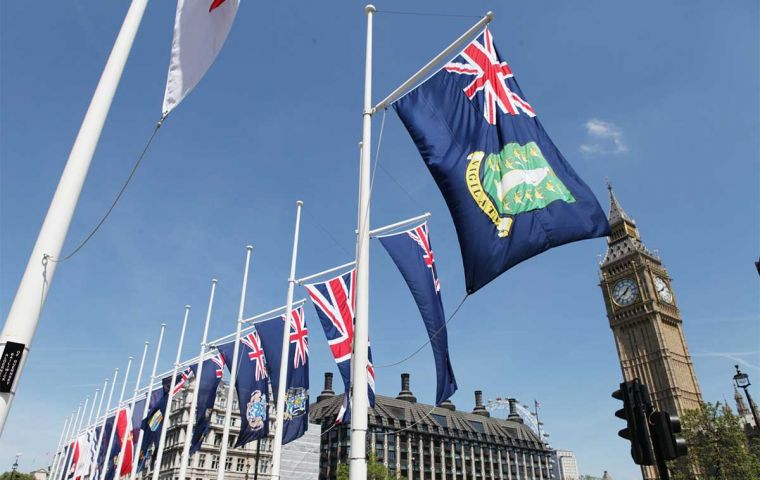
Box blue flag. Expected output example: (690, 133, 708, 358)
(217, 332, 270, 447)
(136, 365, 196, 472)
(189, 353, 226, 454)
(93, 416, 114, 480)
(393, 28, 610, 293)
(379, 222, 457, 405)
(256, 307, 310, 444)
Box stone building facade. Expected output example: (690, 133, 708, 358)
(310, 372, 554, 480)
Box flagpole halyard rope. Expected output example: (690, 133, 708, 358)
(375, 293, 468, 369)
(376, 10, 481, 19)
(44, 116, 164, 264)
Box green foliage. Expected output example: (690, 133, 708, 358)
(668, 402, 760, 480)
(0, 472, 37, 480)
(336, 455, 407, 480)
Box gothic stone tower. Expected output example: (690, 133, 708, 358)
(599, 186, 703, 419)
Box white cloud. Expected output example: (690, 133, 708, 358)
(579, 118, 628, 157)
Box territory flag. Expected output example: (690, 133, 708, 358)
(304, 269, 375, 423)
(394, 27, 610, 293)
(379, 222, 457, 405)
(103, 407, 133, 480)
(163, 0, 240, 114)
(217, 332, 270, 447)
(189, 352, 226, 454)
(256, 307, 310, 444)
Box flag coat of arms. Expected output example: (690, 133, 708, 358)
(256, 307, 310, 444)
(190, 353, 226, 454)
(379, 222, 457, 405)
(137, 387, 166, 473)
(305, 269, 375, 422)
(394, 27, 610, 293)
(217, 333, 270, 447)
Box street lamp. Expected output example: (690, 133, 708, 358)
(10, 453, 21, 480)
(733, 365, 760, 430)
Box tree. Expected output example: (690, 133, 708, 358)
(0, 473, 36, 480)
(669, 402, 760, 480)
(336, 455, 407, 480)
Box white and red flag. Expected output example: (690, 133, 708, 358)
(162, 0, 240, 115)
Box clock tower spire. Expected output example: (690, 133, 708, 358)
(599, 185, 702, 478)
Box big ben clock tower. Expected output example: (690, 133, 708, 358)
(599, 185, 703, 447)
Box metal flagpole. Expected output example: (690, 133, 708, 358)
(179, 279, 218, 480)
(76, 395, 91, 440)
(115, 342, 149, 478)
(152, 306, 191, 480)
(103, 357, 133, 480)
(49, 414, 71, 480)
(62, 403, 83, 480)
(87, 377, 109, 479)
(54, 409, 78, 480)
(131, 324, 166, 480)
(271, 200, 303, 479)
(349, 5, 375, 479)
(0, 0, 149, 433)
(217, 246, 254, 480)
(87, 388, 101, 429)
(91, 368, 119, 480)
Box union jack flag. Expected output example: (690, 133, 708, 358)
(444, 27, 535, 125)
(406, 223, 440, 292)
(305, 269, 375, 414)
(172, 366, 195, 395)
(285, 306, 309, 369)
(241, 331, 267, 381)
(210, 352, 225, 378)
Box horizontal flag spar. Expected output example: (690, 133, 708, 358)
(297, 213, 431, 285)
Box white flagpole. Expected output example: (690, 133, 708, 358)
(62, 402, 83, 479)
(0, 0, 149, 432)
(350, 5, 375, 480)
(131, 323, 166, 480)
(179, 279, 218, 480)
(216, 246, 253, 480)
(87, 377, 109, 479)
(54, 409, 77, 480)
(76, 395, 91, 439)
(115, 342, 149, 478)
(49, 414, 71, 480)
(103, 357, 133, 480)
(87, 388, 101, 429)
(91, 368, 119, 480)
(271, 200, 303, 479)
(152, 306, 191, 480)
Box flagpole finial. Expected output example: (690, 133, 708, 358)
(365, 4, 376, 14)
(296, 200, 304, 207)
(246, 245, 253, 251)
(211, 278, 218, 284)
(485, 11, 495, 21)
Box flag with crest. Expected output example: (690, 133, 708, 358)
(217, 333, 270, 447)
(304, 269, 375, 423)
(393, 27, 610, 293)
(256, 306, 310, 444)
(379, 222, 457, 405)
(189, 353, 226, 454)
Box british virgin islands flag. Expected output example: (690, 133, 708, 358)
(394, 28, 610, 293)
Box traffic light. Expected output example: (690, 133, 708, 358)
(650, 411, 688, 460)
(612, 379, 655, 465)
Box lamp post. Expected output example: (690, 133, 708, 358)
(10, 453, 21, 480)
(733, 365, 760, 430)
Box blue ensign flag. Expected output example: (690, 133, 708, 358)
(256, 306, 310, 445)
(190, 353, 226, 454)
(379, 222, 457, 405)
(217, 333, 270, 447)
(394, 27, 610, 293)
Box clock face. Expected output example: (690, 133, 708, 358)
(654, 276, 673, 303)
(612, 278, 639, 306)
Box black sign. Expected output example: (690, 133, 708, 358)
(0, 341, 25, 393)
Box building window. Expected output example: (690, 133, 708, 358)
(231, 417, 237, 427)
(236, 458, 245, 472)
(197, 454, 206, 469)
(213, 433, 222, 447)
(211, 455, 219, 470)
(225, 456, 232, 471)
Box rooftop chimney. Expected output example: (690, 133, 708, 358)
(396, 373, 417, 403)
(317, 372, 335, 403)
(439, 399, 456, 411)
(507, 398, 523, 423)
(472, 390, 490, 417)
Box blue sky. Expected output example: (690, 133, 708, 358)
(1, 1, 758, 478)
